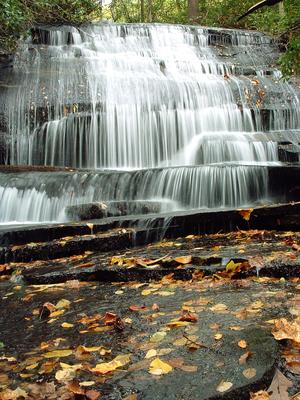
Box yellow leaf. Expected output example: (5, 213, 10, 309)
(60, 362, 82, 371)
(56, 299, 71, 309)
(216, 381, 233, 393)
(149, 358, 173, 375)
(210, 303, 228, 312)
(185, 235, 195, 239)
(173, 337, 187, 346)
(49, 310, 65, 318)
(79, 381, 95, 387)
(25, 363, 38, 370)
(226, 260, 242, 274)
(141, 289, 153, 296)
(61, 322, 74, 328)
(78, 346, 102, 353)
(167, 320, 190, 328)
(243, 368, 257, 379)
(91, 354, 131, 374)
(174, 256, 192, 264)
(145, 349, 157, 359)
(214, 333, 223, 340)
(43, 349, 73, 358)
(239, 208, 253, 221)
(150, 331, 167, 342)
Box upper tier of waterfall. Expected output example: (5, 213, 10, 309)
(0, 23, 299, 223)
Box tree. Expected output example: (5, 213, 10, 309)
(187, 0, 199, 23)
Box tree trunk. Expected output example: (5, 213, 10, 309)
(141, 0, 145, 22)
(188, 0, 199, 23)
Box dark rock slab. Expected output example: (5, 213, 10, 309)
(0, 277, 285, 399)
(1, 201, 300, 264)
(66, 200, 162, 221)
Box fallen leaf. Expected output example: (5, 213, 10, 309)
(267, 369, 292, 400)
(129, 305, 146, 312)
(180, 364, 198, 372)
(272, 318, 300, 343)
(145, 349, 157, 359)
(174, 255, 192, 264)
(56, 299, 71, 309)
(86, 389, 101, 400)
(243, 368, 256, 379)
(250, 390, 270, 399)
(238, 340, 247, 349)
(149, 358, 173, 375)
(61, 322, 74, 328)
(66, 380, 85, 395)
(239, 208, 253, 221)
(210, 303, 228, 312)
(43, 349, 73, 358)
(216, 381, 233, 393)
(225, 260, 242, 274)
(239, 351, 253, 365)
(214, 333, 223, 340)
(0, 388, 28, 400)
(55, 368, 76, 382)
(179, 311, 198, 323)
(150, 331, 167, 342)
(79, 381, 96, 387)
(91, 354, 131, 374)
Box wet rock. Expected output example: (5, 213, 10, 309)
(65, 200, 162, 221)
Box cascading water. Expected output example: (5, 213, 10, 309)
(0, 23, 299, 223)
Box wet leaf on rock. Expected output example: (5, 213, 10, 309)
(238, 340, 247, 349)
(216, 381, 233, 393)
(242, 368, 256, 379)
(55, 368, 76, 382)
(272, 318, 300, 343)
(267, 369, 292, 400)
(250, 390, 270, 399)
(239, 351, 253, 365)
(91, 354, 131, 375)
(43, 349, 73, 358)
(149, 358, 173, 375)
(239, 208, 253, 221)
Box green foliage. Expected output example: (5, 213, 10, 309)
(0, 0, 102, 53)
(107, 0, 186, 24)
(280, 36, 300, 76)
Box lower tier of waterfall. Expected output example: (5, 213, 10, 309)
(0, 164, 272, 223)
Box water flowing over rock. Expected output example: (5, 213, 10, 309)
(0, 23, 299, 223)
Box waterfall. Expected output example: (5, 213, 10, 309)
(0, 23, 299, 223)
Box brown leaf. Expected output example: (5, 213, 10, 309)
(272, 318, 300, 343)
(129, 305, 146, 312)
(239, 351, 253, 365)
(104, 312, 125, 331)
(86, 389, 102, 400)
(66, 380, 85, 395)
(39, 302, 56, 319)
(238, 340, 247, 349)
(239, 208, 253, 221)
(250, 390, 270, 399)
(179, 311, 198, 323)
(267, 369, 292, 400)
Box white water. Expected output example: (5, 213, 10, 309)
(0, 23, 300, 223)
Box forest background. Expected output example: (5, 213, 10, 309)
(0, 0, 299, 75)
